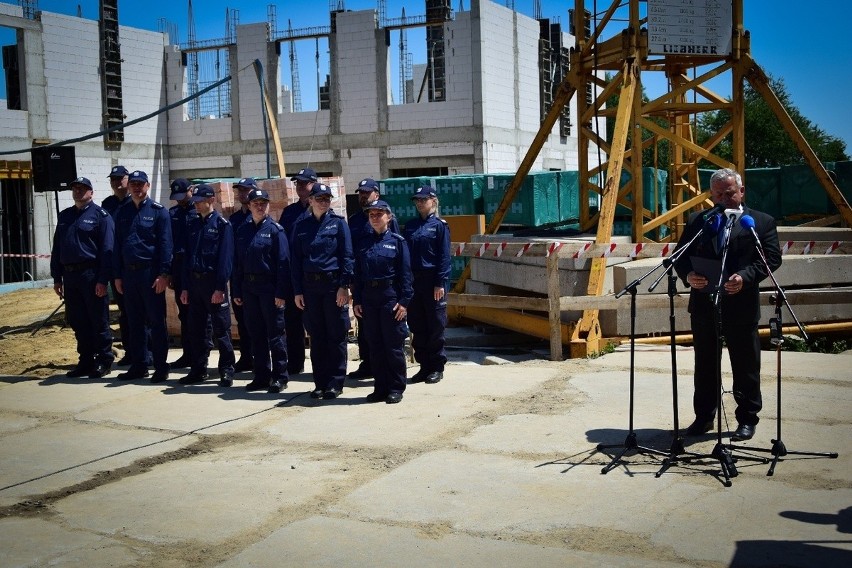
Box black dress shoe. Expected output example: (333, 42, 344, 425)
(288, 367, 304, 375)
(732, 423, 756, 441)
(169, 355, 191, 370)
(366, 391, 388, 403)
(150, 370, 169, 383)
(117, 368, 149, 381)
(408, 368, 428, 384)
(245, 380, 268, 392)
(386, 392, 403, 404)
(310, 388, 324, 399)
(424, 371, 443, 384)
(218, 369, 234, 387)
(234, 358, 254, 372)
(685, 418, 715, 436)
(66, 364, 93, 378)
(178, 370, 209, 385)
(323, 387, 342, 399)
(89, 362, 112, 378)
(268, 380, 287, 393)
(347, 367, 372, 379)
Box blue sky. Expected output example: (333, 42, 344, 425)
(4, 0, 850, 152)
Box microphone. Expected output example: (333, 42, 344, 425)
(724, 206, 743, 230)
(740, 214, 763, 250)
(702, 203, 726, 221)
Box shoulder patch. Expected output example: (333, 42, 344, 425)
(272, 222, 284, 231)
(390, 232, 405, 241)
(98, 207, 109, 217)
(152, 202, 165, 209)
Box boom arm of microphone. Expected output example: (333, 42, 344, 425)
(702, 203, 726, 221)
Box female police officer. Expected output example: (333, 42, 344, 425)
(403, 186, 451, 384)
(232, 188, 291, 393)
(353, 200, 413, 404)
(291, 184, 354, 400)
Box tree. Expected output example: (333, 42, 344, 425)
(697, 75, 849, 168)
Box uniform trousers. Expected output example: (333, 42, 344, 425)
(231, 300, 252, 363)
(187, 273, 235, 374)
(691, 313, 763, 426)
(407, 277, 448, 373)
(242, 282, 288, 384)
(64, 266, 113, 367)
(361, 297, 407, 397)
(171, 254, 192, 357)
(283, 290, 306, 373)
(302, 279, 348, 391)
(122, 265, 169, 373)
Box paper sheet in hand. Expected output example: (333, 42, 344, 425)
(690, 256, 726, 294)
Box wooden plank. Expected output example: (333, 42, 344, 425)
(546, 252, 562, 360)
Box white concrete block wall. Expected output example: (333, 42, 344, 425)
(444, 13, 474, 104)
(40, 14, 102, 142)
(335, 11, 380, 134)
(0, 108, 29, 140)
(339, 147, 381, 184)
(169, 156, 234, 173)
(236, 23, 272, 141)
(387, 143, 474, 160)
(168, 118, 234, 145)
(278, 110, 332, 138)
(477, 3, 518, 129)
(116, 27, 168, 145)
(387, 99, 473, 130)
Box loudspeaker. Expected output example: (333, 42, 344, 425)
(31, 146, 77, 192)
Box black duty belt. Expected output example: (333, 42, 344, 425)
(305, 271, 339, 282)
(366, 279, 393, 288)
(63, 260, 98, 273)
(125, 261, 152, 271)
(191, 271, 213, 280)
(245, 273, 270, 282)
(413, 269, 436, 277)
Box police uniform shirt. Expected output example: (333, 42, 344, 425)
(233, 215, 291, 299)
(113, 197, 173, 278)
(279, 201, 310, 240)
(229, 207, 251, 233)
(101, 194, 130, 218)
(51, 202, 115, 284)
(291, 210, 354, 294)
(348, 209, 400, 254)
(403, 213, 452, 287)
(185, 210, 233, 292)
(170, 203, 199, 256)
(353, 229, 413, 308)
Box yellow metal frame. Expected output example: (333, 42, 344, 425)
(452, 0, 852, 358)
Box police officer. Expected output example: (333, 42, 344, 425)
(403, 186, 451, 384)
(102, 165, 132, 365)
(233, 188, 291, 393)
(113, 170, 173, 383)
(51, 177, 115, 378)
(278, 167, 317, 375)
(291, 183, 354, 399)
(168, 179, 201, 369)
(229, 178, 256, 372)
(179, 184, 236, 386)
(347, 178, 400, 381)
(352, 200, 412, 404)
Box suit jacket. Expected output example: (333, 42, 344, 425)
(673, 205, 781, 325)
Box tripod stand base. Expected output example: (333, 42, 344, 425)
(596, 431, 667, 475)
(730, 438, 839, 476)
(654, 436, 709, 478)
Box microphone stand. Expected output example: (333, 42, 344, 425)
(727, 233, 839, 475)
(707, 213, 741, 486)
(597, 221, 716, 474)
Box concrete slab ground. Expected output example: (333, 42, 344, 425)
(0, 345, 850, 567)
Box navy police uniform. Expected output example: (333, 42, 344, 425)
(102, 188, 131, 360)
(353, 219, 413, 400)
(403, 209, 451, 380)
(169, 181, 202, 365)
(51, 185, 115, 374)
(291, 204, 353, 394)
(113, 194, 173, 376)
(183, 203, 236, 381)
(349, 207, 400, 375)
(234, 211, 291, 389)
(278, 200, 311, 373)
(228, 205, 253, 368)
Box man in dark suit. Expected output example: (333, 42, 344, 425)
(673, 168, 781, 441)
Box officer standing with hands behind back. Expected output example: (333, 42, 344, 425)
(51, 177, 115, 378)
(179, 183, 236, 386)
(102, 165, 132, 365)
(113, 170, 173, 383)
(229, 178, 257, 372)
